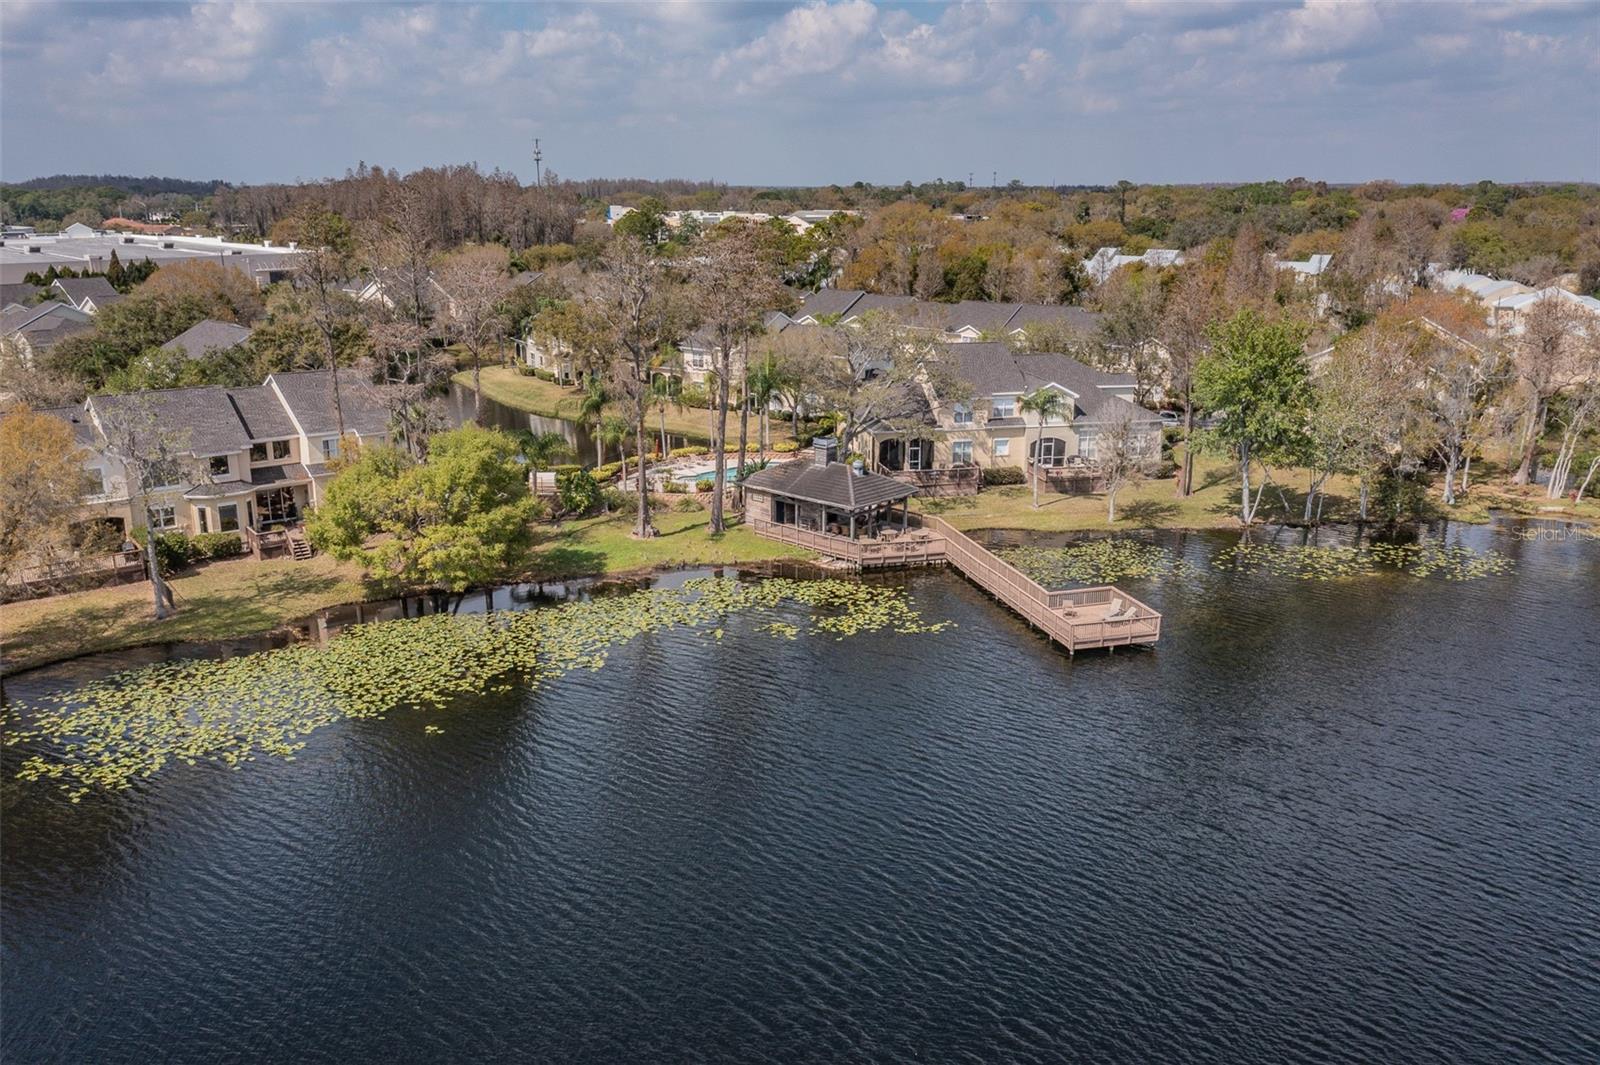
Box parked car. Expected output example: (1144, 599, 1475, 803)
(1158, 410, 1180, 426)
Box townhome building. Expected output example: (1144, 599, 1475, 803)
(860, 343, 1163, 488)
(31, 370, 391, 550)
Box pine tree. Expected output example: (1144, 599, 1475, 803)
(106, 249, 127, 290)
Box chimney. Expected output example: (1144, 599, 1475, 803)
(812, 435, 838, 467)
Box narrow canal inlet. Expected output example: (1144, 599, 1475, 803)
(3, 522, 1597, 1064)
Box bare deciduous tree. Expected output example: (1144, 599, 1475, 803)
(581, 237, 684, 539)
(689, 221, 786, 534)
(1510, 297, 1585, 485)
(438, 245, 514, 425)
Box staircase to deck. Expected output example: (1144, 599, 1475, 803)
(287, 529, 315, 561)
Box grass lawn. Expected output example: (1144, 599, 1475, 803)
(527, 508, 806, 580)
(457, 367, 796, 448)
(917, 452, 1600, 534)
(1, 510, 805, 676)
(8, 452, 1589, 675)
(1, 553, 373, 676)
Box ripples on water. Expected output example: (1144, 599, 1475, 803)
(4, 523, 1598, 1063)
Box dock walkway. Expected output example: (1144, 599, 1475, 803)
(746, 513, 1161, 653)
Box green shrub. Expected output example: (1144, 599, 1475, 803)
(556, 468, 600, 516)
(982, 465, 1027, 486)
(1153, 460, 1179, 479)
(592, 462, 622, 484)
(669, 445, 709, 459)
(695, 478, 715, 493)
(663, 481, 688, 494)
(550, 463, 582, 477)
(516, 365, 538, 377)
(190, 531, 244, 561)
(672, 495, 701, 512)
(679, 385, 711, 408)
(132, 528, 192, 574)
(533, 368, 556, 382)
(600, 487, 636, 514)
(771, 440, 799, 453)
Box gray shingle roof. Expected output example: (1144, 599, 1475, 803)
(1005, 303, 1102, 336)
(52, 276, 119, 306)
(32, 405, 103, 447)
(842, 294, 917, 321)
(90, 386, 254, 456)
(743, 457, 916, 511)
(1, 300, 92, 337)
(249, 462, 313, 485)
(228, 385, 297, 441)
(792, 288, 865, 321)
(268, 369, 391, 437)
(162, 319, 254, 360)
(943, 343, 1157, 425)
(904, 300, 1023, 333)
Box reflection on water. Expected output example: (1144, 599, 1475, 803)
(446, 380, 693, 465)
(3, 521, 1598, 1064)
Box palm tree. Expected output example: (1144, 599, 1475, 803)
(515, 430, 572, 472)
(600, 414, 633, 487)
(1020, 387, 1069, 509)
(576, 374, 608, 466)
(648, 373, 680, 460)
(746, 354, 787, 456)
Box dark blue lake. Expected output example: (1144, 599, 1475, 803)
(4, 520, 1598, 1063)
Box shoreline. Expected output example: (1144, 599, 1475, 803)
(8, 510, 1589, 682)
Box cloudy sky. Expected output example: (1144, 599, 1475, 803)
(2, 1, 1596, 186)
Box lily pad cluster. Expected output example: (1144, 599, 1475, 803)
(1365, 541, 1515, 581)
(998, 540, 1195, 585)
(3, 578, 949, 801)
(1226, 541, 1514, 582)
(1224, 543, 1372, 581)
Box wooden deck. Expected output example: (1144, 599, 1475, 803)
(917, 515, 1160, 653)
(746, 513, 1161, 653)
(746, 516, 946, 569)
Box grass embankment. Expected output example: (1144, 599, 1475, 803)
(1, 510, 805, 676)
(1, 554, 372, 675)
(458, 367, 797, 448)
(921, 454, 1600, 534)
(8, 453, 1591, 675)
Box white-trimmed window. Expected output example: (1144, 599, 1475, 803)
(993, 438, 1011, 458)
(197, 507, 210, 534)
(951, 440, 974, 466)
(1079, 434, 1097, 461)
(209, 455, 230, 477)
(272, 439, 291, 460)
(991, 397, 1016, 419)
(250, 443, 268, 462)
(321, 438, 340, 461)
(952, 403, 973, 426)
(218, 503, 240, 532)
(147, 505, 176, 530)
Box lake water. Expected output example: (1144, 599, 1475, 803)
(3, 520, 1598, 1063)
(447, 380, 695, 465)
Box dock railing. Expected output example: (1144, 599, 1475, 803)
(916, 514, 1160, 651)
(747, 516, 946, 569)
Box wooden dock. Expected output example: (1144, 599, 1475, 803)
(746, 513, 1161, 653)
(747, 516, 947, 569)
